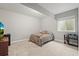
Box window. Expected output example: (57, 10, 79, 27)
(57, 16, 75, 32)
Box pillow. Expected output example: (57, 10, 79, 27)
(40, 31, 48, 34)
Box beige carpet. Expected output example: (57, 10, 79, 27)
(9, 39, 78, 56)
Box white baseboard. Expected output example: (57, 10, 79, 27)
(11, 39, 28, 44)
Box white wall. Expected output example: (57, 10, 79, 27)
(0, 9, 41, 42)
(41, 16, 56, 32)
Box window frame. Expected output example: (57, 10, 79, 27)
(56, 16, 76, 32)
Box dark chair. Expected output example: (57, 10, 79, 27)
(64, 33, 78, 47)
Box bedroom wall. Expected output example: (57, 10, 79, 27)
(41, 16, 56, 33)
(0, 9, 41, 43)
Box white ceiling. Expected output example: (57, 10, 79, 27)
(0, 3, 79, 18)
(22, 3, 53, 16)
(0, 3, 45, 18)
(38, 3, 79, 14)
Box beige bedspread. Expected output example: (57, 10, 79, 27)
(29, 31, 54, 46)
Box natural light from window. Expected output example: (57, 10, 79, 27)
(57, 16, 75, 32)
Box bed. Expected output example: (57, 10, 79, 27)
(29, 31, 54, 46)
